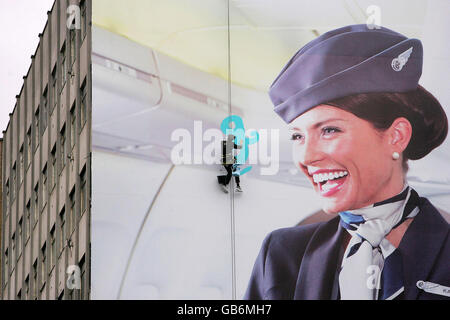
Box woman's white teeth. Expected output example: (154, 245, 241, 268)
(313, 171, 348, 183)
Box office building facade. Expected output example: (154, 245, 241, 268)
(1, 0, 91, 300)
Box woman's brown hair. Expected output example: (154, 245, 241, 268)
(325, 85, 448, 170)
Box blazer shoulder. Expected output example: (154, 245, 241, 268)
(419, 197, 450, 228)
(266, 221, 331, 255)
(270, 222, 322, 240)
(244, 218, 341, 300)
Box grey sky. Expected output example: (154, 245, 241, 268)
(0, 0, 55, 138)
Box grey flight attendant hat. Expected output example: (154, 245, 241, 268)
(270, 24, 423, 124)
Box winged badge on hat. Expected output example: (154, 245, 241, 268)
(391, 47, 413, 72)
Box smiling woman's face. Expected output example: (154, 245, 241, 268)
(290, 105, 405, 214)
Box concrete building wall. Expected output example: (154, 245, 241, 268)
(1, 0, 91, 300)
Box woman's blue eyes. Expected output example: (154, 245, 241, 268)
(322, 127, 341, 135)
(291, 133, 303, 141)
(290, 127, 341, 141)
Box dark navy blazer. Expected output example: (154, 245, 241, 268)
(244, 197, 450, 300)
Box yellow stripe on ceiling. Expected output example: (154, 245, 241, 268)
(92, 0, 295, 91)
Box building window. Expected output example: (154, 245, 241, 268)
(4, 249, 8, 286)
(80, 80, 87, 130)
(71, 102, 76, 149)
(60, 43, 67, 90)
(60, 125, 66, 173)
(50, 225, 56, 271)
(59, 207, 66, 254)
(51, 66, 57, 113)
(41, 242, 47, 289)
(69, 188, 75, 233)
(26, 200, 31, 242)
(19, 144, 24, 186)
(81, 0, 87, 41)
(51, 145, 57, 190)
(32, 260, 38, 300)
(42, 164, 48, 207)
(11, 163, 16, 201)
(18, 217, 23, 258)
(34, 106, 40, 151)
(11, 232, 16, 271)
(80, 167, 87, 215)
(27, 127, 32, 168)
(70, 27, 76, 69)
(33, 184, 39, 227)
(42, 87, 48, 133)
(25, 276, 30, 299)
(5, 179, 9, 215)
(80, 255, 86, 299)
(69, 286, 75, 300)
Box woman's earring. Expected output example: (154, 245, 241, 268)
(392, 152, 400, 160)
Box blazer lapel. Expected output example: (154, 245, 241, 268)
(294, 217, 345, 299)
(399, 198, 449, 300)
